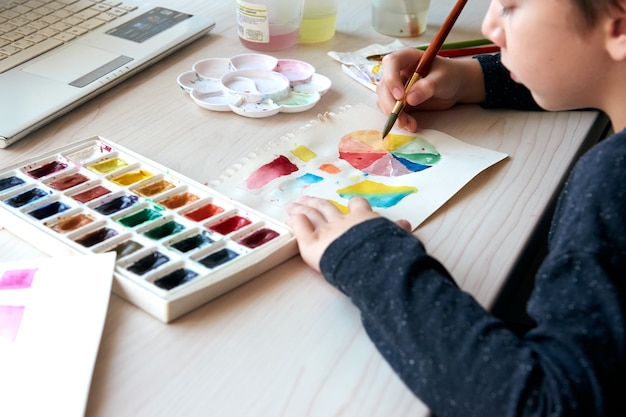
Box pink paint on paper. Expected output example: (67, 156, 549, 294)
(0, 268, 37, 290)
(0, 305, 25, 342)
(245, 155, 298, 190)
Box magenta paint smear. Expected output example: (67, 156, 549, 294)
(0, 268, 37, 289)
(0, 305, 25, 343)
(245, 155, 298, 190)
(66, 143, 113, 162)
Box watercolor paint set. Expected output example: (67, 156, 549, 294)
(0, 137, 297, 322)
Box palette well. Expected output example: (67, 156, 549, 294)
(0, 137, 297, 322)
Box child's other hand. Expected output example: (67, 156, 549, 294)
(286, 196, 411, 272)
(376, 47, 485, 131)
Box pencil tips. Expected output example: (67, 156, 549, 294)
(382, 113, 398, 139)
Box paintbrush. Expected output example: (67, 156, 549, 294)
(381, 0, 469, 139)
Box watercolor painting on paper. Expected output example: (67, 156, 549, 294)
(0, 253, 114, 417)
(213, 103, 508, 229)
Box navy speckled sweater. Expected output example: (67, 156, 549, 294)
(319, 54, 626, 416)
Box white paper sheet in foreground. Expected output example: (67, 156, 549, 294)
(0, 252, 115, 417)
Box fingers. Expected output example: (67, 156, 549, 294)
(347, 196, 373, 213)
(395, 219, 412, 232)
(288, 195, 342, 221)
(377, 48, 424, 113)
(287, 196, 377, 226)
(381, 47, 424, 91)
(285, 196, 384, 273)
(405, 75, 436, 107)
(397, 112, 418, 132)
(285, 211, 315, 238)
(377, 48, 431, 132)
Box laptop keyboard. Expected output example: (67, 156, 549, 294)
(0, 0, 137, 74)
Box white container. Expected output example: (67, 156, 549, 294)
(372, 0, 430, 37)
(298, 0, 338, 43)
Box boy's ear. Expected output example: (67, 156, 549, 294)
(606, 9, 626, 60)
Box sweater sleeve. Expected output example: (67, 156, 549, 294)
(474, 54, 542, 111)
(320, 218, 540, 416)
(319, 126, 626, 417)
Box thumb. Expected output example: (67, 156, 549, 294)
(395, 219, 412, 232)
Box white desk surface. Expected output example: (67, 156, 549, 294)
(0, 1, 607, 416)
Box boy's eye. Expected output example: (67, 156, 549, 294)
(499, 0, 515, 16)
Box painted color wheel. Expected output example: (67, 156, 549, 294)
(338, 130, 441, 176)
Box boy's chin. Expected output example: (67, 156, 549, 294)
(530, 94, 563, 112)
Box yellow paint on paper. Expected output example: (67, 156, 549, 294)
(291, 145, 317, 162)
(329, 200, 349, 214)
(385, 133, 417, 150)
(338, 180, 417, 195)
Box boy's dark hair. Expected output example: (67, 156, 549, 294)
(573, 0, 625, 26)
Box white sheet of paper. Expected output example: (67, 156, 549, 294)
(0, 252, 115, 417)
(213, 103, 508, 229)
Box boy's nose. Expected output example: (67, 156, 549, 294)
(481, 0, 505, 48)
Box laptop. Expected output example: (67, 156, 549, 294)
(0, 1, 215, 148)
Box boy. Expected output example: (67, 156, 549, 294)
(286, 0, 626, 415)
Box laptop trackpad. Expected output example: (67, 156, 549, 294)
(22, 43, 133, 88)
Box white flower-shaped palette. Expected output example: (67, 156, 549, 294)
(177, 53, 332, 118)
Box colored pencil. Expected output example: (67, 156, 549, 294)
(367, 43, 499, 61)
(382, 0, 469, 139)
(366, 38, 493, 61)
(437, 44, 500, 58)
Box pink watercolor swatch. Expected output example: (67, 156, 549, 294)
(246, 155, 298, 190)
(0, 268, 37, 290)
(0, 305, 25, 342)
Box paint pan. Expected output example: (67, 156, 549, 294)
(0, 137, 297, 323)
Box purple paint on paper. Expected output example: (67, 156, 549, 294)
(0, 305, 25, 343)
(0, 268, 37, 290)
